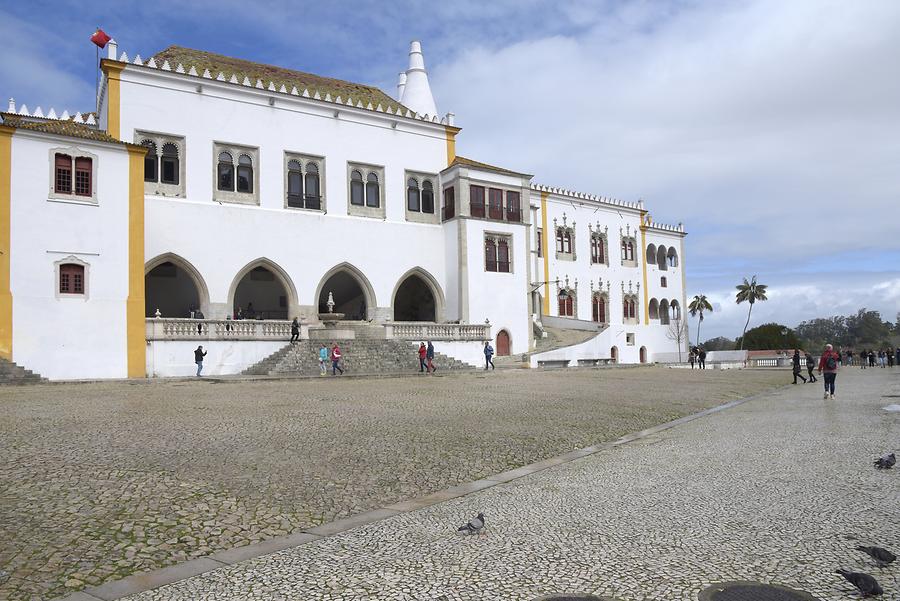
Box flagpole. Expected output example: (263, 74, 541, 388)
(95, 26, 100, 113)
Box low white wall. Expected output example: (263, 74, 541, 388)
(429, 340, 486, 368)
(707, 350, 748, 363)
(529, 331, 610, 368)
(146, 340, 284, 377)
(541, 315, 604, 332)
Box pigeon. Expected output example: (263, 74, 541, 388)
(835, 569, 883, 597)
(874, 453, 895, 469)
(457, 512, 485, 535)
(857, 546, 896, 566)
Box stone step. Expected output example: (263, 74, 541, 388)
(0, 358, 46, 385)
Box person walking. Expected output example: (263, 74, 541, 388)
(869, 350, 876, 368)
(318, 344, 328, 376)
(879, 349, 887, 368)
(805, 352, 817, 383)
(290, 317, 300, 345)
(689, 349, 696, 369)
(860, 349, 867, 369)
(194, 345, 207, 377)
(698, 347, 707, 370)
(484, 341, 495, 370)
(426, 340, 436, 374)
(817, 343, 840, 399)
(331, 343, 344, 376)
(792, 349, 807, 384)
(889, 351, 895, 368)
(418, 342, 427, 373)
(845, 349, 853, 366)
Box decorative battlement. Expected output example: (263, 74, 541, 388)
(5, 98, 96, 125)
(532, 183, 645, 211)
(641, 212, 685, 233)
(104, 41, 457, 127)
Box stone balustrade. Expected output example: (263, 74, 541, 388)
(383, 322, 491, 341)
(146, 318, 296, 341)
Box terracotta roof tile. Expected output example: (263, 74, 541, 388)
(0, 113, 124, 145)
(151, 46, 408, 115)
(447, 155, 532, 178)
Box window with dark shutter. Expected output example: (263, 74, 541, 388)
(470, 185, 485, 217)
(237, 154, 253, 193)
(485, 239, 497, 272)
(488, 188, 503, 219)
(497, 239, 510, 272)
(160, 143, 179, 185)
(59, 263, 85, 294)
(365, 172, 380, 207)
(287, 160, 303, 207)
(350, 170, 364, 205)
(506, 191, 520, 222)
(74, 157, 92, 196)
(55, 154, 72, 194)
(422, 181, 434, 214)
(442, 186, 455, 219)
(142, 141, 158, 182)
(304, 163, 320, 209)
(407, 178, 420, 212)
(217, 152, 234, 191)
(537, 229, 542, 257)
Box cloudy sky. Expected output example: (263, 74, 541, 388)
(2, 0, 898, 339)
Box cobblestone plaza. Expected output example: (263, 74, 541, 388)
(0, 368, 789, 600)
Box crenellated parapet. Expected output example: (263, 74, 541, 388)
(5, 98, 96, 125)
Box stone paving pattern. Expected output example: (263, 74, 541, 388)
(122, 369, 899, 601)
(0, 368, 785, 600)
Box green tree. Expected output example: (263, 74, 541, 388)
(735, 275, 768, 351)
(846, 308, 891, 345)
(795, 316, 849, 349)
(734, 323, 799, 351)
(701, 336, 735, 351)
(688, 294, 713, 348)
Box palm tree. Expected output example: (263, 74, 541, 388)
(735, 275, 768, 350)
(688, 294, 713, 348)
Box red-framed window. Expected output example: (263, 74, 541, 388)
(488, 188, 503, 220)
(443, 186, 455, 220)
(592, 296, 607, 323)
(558, 293, 574, 317)
(622, 298, 636, 319)
(59, 263, 85, 294)
(591, 235, 605, 263)
(621, 240, 635, 261)
(497, 239, 510, 273)
(556, 228, 572, 254)
(74, 157, 92, 196)
(55, 154, 73, 194)
(506, 191, 520, 222)
(470, 185, 485, 217)
(485, 238, 497, 271)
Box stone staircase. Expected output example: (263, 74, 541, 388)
(243, 339, 477, 376)
(0, 358, 45, 385)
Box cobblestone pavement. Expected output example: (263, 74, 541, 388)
(1, 368, 785, 600)
(119, 368, 900, 601)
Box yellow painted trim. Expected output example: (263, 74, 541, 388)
(444, 126, 456, 166)
(0, 126, 13, 360)
(639, 211, 650, 325)
(126, 147, 146, 377)
(540, 191, 550, 315)
(102, 62, 125, 140)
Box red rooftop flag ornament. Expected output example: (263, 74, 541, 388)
(90, 29, 111, 49)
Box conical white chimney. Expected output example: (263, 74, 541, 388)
(399, 40, 438, 118)
(396, 72, 407, 100)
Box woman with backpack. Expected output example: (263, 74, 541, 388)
(817, 343, 840, 399)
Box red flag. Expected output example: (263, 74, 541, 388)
(90, 29, 111, 49)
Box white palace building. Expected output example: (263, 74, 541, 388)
(0, 40, 688, 380)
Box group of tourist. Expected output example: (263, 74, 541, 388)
(788, 343, 895, 400)
(688, 347, 707, 369)
(851, 348, 898, 369)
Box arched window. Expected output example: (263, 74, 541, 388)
(365, 172, 379, 207)
(621, 239, 635, 262)
(558, 291, 575, 317)
(350, 170, 364, 206)
(657, 245, 668, 271)
(649, 298, 659, 320)
(407, 177, 420, 212)
(646, 244, 656, 264)
(497, 238, 510, 273)
(660, 299, 670, 325)
(671, 300, 681, 320)
(59, 263, 85, 294)
(591, 234, 606, 264)
(668, 247, 678, 267)
(592, 294, 607, 323)
(161, 143, 179, 185)
(287, 160, 303, 207)
(142, 141, 158, 182)
(485, 238, 497, 271)
(217, 152, 234, 191)
(237, 154, 253, 193)
(304, 163, 320, 209)
(55, 153, 72, 194)
(422, 180, 434, 214)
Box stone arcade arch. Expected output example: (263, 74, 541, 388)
(392, 268, 445, 322)
(610, 346, 619, 364)
(648, 298, 659, 321)
(145, 253, 210, 318)
(640, 346, 648, 363)
(228, 258, 298, 320)
(659, 299, 671, 325)
(657, 245, 668, 271)
(315, 263, 377, 321)
(646, 243, 657, 265)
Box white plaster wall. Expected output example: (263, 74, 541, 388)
(119, 68, 459, 324)
(146, 340, 284, 377)
(9, 133, 131, 379)
(429, 340, 485, 368)
(462, 219, 530, 355)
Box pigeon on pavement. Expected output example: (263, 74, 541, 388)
(857, 546, 896, 566)
(835, 569, 883, 597)
(457, 512, 485, 535)
(873, 452, 895, 469)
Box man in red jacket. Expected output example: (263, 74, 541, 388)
(817, 343, 840, 399)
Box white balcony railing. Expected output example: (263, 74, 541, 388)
(146, 318, 295, 341)
(383, 322, 491, 341)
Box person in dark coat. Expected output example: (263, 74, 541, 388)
(426, 341, 436, 374)
(194, 345, 207, 377)
(290, 317, 300, 344)
(697, 347, 707, 370)
(805, 352, 817, 383)
(484, 341, 495, 370)
(792, 350, 807, 384)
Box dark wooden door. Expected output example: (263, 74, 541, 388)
(496, 330, 511, 356)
